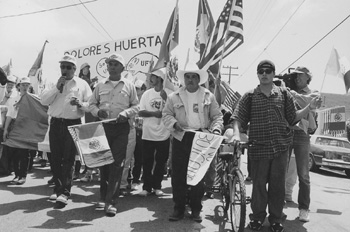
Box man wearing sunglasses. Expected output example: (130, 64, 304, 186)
(89, 53, 139, 216)
(229, 60, 321, 232)
(41, 54, 92, 207)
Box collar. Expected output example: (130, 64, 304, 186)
(255, 84, 280, 96)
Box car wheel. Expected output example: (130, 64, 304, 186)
(345, 169, 350, 178)
(309, 153, 319, 172)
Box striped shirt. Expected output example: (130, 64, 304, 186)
(232, 85, 297, 160)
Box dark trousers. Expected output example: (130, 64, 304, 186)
(172, 132, 204, 213)
(250, 149, 288, 224)
(132, 129, 143, 184)
(142, 138, 170, 192)
(49, 117, 81, 197)
(8, 147, 29, 178)
(99, 122, 129, 206)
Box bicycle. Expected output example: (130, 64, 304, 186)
(216, 140, 251, 232)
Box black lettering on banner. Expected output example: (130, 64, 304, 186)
(114, 41, 122, 51)
(155, 35, 162, 46)
(139, 37, 146, 48)
(130, 38, 137, 49)
(104, 43, 110, 53)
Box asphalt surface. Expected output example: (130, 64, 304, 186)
(1, 155, 350, 232)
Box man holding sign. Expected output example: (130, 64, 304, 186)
(162, 63, 223, 223)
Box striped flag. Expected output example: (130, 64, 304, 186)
(198, 0, 243, 70)
(153, 0, 179, 71)
(28, 41, 48, 94)
(68, 121, 114, 168)
(221, 81, 241, 113)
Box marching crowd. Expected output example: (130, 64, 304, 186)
(0, 53, 322, 232)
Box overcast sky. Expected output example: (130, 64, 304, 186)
(1, 0, 350, 94)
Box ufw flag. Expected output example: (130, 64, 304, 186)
(3, 94, 49, 151)
(28, 41, 48, 94)
(187, 131, 224, 186)
(68, 121, 114, 168)
(198, 0, 243, 70)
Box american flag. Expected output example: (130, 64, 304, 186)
(221, 81, 241, 113)
(197, 0, 243, 70)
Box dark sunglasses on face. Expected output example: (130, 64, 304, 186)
(60, 65, 73, 70)
(258, 69, 273, 75)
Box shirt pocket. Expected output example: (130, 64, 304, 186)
(273, 104, 284, 122)
(99, 90, 110, 102)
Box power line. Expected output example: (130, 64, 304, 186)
(78, 0, 114, 41)
(280, 12, 350, 74)
(239, 0, 306, 80)
(0, 0, 97, 19)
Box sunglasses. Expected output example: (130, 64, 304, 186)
(258, 69, 273, 75)
(60, 65, 73, 70)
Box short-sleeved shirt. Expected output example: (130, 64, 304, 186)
(232, 85, 297, 160)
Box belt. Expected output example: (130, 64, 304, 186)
(51, 117, 81, 123)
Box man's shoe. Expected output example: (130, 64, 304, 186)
(105, 205, 117, 216)
(96, 201, 105, 209)
(191, 211, 202, 223)
(248, 220, 263, 231)
(49, 193, 57, 201)
(154, 189, 164, 196)
(16, 177, 26, 185)
(169, 210, 184, 221)
(131, 183, 139, 191)
(138, 190, 151, 197)
(299, 209, 310, 222)
(270, 223, 284, 232)
(10, 176, 19, 184)
(47, 177, 55, 185)
(56, 194, 68, 205)
(119, 188, 129, 196)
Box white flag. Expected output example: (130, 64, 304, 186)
(325, 47, 341, 77)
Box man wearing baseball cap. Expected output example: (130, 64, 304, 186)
(138, 68, 171, 197)
(229, 60, 321, 232)
(89, 53, 139, 216)
(285, 66, 320, 223)
(41, 54, 92, 207)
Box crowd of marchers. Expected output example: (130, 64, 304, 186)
(0, 54, 322, 232)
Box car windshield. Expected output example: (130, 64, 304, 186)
(315, 137, 350, 149)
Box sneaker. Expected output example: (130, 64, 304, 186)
(56, 194, 68, 205)
(105, 205, 117, 216)
(270, 223, 284, 232)
(169, 210, 184, 221)
(138, 190, 151, 197)
(96, 201, 105, 209)
(154, 189, 164, 196)
(299, 209, 310, 222)
(248, 220, 263, 231)
(17, 177, 26, 185)
(10, 176, 19, 184)
(191, 211, 202, 223)
(49, 193, 57, 201)
(131, 183, 139, 191)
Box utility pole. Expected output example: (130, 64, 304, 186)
(221, 66, 238, 84)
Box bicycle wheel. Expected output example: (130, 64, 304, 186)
(228, 169, 246, 232)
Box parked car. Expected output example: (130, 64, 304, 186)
(309, 135, 350, 178)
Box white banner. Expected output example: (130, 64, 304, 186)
(187, 131, 224, 186)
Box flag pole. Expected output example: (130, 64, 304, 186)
(319, 73, 327, 93)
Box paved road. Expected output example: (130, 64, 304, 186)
(1, 155, 350, 232)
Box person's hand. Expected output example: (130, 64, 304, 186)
(173, 122, 184, 132)
(3, 130, 8, 141)
(154, 111, 162, 118)
(116, 114, 128, 123)
(70, 97, 82, 107)
(56, 76, 66, 91)
(97, 109, 109, 119)
(309, 96, 322, 110)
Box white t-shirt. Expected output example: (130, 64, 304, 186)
(139, 88, 170, 141)
(6, 94, 21, 119)
(186, 90, 201, 130)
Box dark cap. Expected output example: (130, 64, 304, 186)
(291, 66, 312, 79)
(257, 60, 275, 71)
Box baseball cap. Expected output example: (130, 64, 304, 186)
(292, 66, 313, 79)
(7, 75, 17, 83)
(19, 77, 31, 84)
(257, 60, 275, 71)
(105, 53, 125, 67)
(59, 55, 77, 66)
